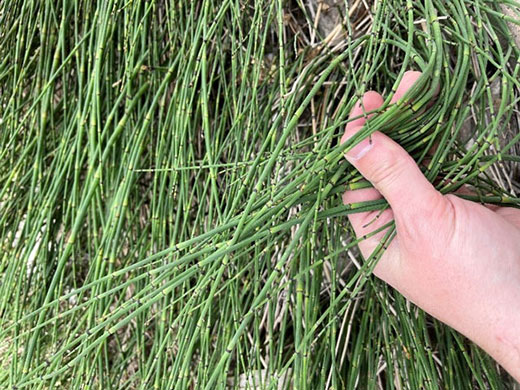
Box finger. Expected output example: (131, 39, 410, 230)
(346, 91, 384, 131)
(390, 71, 423, 104)
(343, 188, 393, 238)
(390, 70, 440, 109)
(343, 73, 445, 221)
(342, 91, 386, 233)
(342, 91, 385, 178)
(344, 193, 400, 283)
(343, 187, 399, 282)
(342, 125, 445, 222)
(391, 72, 440, 170)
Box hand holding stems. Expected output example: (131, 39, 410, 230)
(342, 71, 520, 382)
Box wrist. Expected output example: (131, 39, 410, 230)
(495, 316, 520, 383)
(476, 285, 520, 383)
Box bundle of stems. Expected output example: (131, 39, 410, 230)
(1, 0, 520, 389)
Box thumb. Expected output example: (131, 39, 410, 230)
(341, 126, 444, 220)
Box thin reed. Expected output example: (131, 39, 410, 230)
(1, 0, 520, 389)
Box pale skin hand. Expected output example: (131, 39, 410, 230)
(341, 71, 520, 382)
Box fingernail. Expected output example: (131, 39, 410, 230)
(346, 138, 373, 161)
(342, 126, 373, 161)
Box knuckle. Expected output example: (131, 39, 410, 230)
(368, 148, 407, 188)
(397, 193, 453, 254)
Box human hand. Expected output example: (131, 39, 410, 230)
(341, 71, 520, 382)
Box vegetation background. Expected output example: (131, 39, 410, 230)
(1, 0, 520, 389)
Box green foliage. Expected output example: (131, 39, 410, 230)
(1, 0, 519, 388)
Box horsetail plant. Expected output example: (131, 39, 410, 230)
(1, 0, 520, 389)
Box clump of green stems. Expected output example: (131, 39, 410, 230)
(1, 0, 520, 389)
